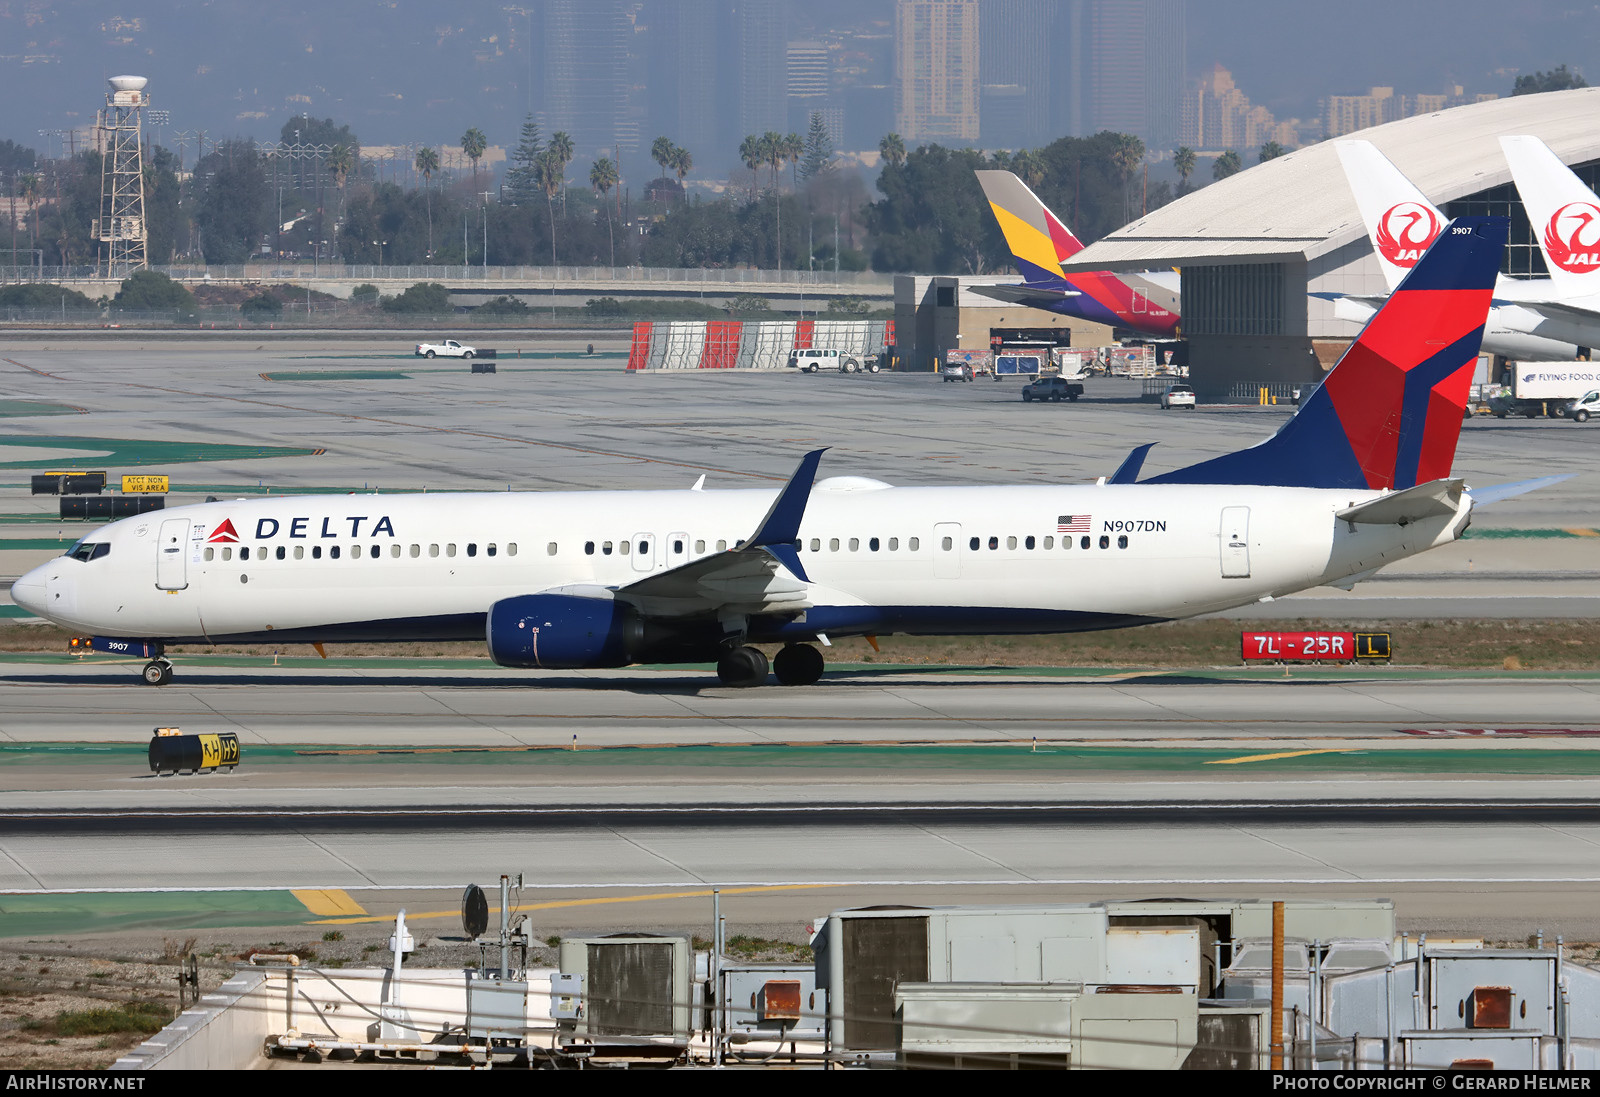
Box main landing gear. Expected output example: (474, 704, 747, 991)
(142, 658, 174, 686)
(714, 643, 825, 687)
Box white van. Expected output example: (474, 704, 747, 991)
(1563, 389, 1600, 423)
(788, 349, 878, 374)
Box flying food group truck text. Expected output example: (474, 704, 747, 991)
(1490, 362, 1600, 418)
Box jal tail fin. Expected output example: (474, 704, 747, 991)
(1147, 216, 1507, 490)
(1500, 135, 1600, 298)
(1336, 141, 1447, 292)
(975, 170, 1085, 287)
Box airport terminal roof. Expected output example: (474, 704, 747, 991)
(1061, 86, 1600, 272)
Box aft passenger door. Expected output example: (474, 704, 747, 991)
(156, 519, 190, 590)
(1219, 507, 1250, 578)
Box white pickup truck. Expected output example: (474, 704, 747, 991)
(415, 339, 476, 359)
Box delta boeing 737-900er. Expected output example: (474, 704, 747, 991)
(11, 216, 1562, 688)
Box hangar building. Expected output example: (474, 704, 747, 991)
(1058, 86, 1600, 398)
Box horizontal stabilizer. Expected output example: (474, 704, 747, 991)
(1466, 474, 1574, 507)
(969, 283, 1082, 306)
(1335, 478, 1464, 526)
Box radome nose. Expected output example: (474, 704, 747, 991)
(9, 564, 48, 617)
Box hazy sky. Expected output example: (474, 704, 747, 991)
(0, 1, 1591, 152)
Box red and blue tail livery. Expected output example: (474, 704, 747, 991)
(1149, 216, 1507, 490)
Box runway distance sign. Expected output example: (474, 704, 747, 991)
(121, 475, 169, 494)
(1241, 631, 1391, 662)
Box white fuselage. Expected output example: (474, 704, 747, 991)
(13, 478, 1469, 654)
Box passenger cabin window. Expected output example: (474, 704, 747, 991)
(849, 538, 860, 551)
(295, 546, 305, 560)
(1080, 536, 1091, 550)
(988, 537, 999, 550)
(638, 540, 650, 556)
(1044, 536, 1054, 549)
(619, 541, 630, 555)
(969, 537, 979, 551)
(1007, 536, 1018, 550)
(313, 546, 323, 559)
(672, 539, 683, 554)
(602, 542, 613, 556)
(352, 545, 362, 559)
(429, 544, 440, 558)
(869, 538, 880, 552)
(508, 544, 518, 556)
(717, 540, 728, 552)
(585, 541, 595, 555)
(547, 543, 558, 556)
(222, 547, 233, 561)
(1118, 535, 1129, 549)
(1025, 536, 1035, 550)
(909, 537, 919, 551)
(942, 537, 953, 551)
(466, 543, 477, 558)
(1098, 535, 1110, 549)
(487, 544, 497, 557)
(698, 540, 708, 554)
(391, 545, 401, 558)
(446, 544, 456, 558)
(277, 546, 287, 560)
(410, 544, 420, 558)
(204, 547, 215, 561)
(330, 545, 341, 559)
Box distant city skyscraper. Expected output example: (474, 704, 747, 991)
(978, 0, 1053, 147)
(893, 0, 979, 143)
(539, 0, 632, 159)
(738, 0, 788, 137)
(650, 0, 731, 163)
(1084, 0, 1186, 149)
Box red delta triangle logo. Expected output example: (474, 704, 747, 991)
(205, 519, 241, 544)
(1374, 202, 1440, 267)
(1543, 202, 1600, 274)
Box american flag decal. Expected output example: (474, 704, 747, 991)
(1057, 514, 1091, 533)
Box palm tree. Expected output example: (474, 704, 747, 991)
(548, 131, 574, 213)
(650, 136, 673, 178)
(1173, 146, 1197, 190)
(1010, 149, 1045, 189)
(879, 132, 907, 169)
(414, 147, 440, 257)
(20, 173, 41, 261)
(761, 131, 784, 191)
(590, 157, 620, 267)
(781, 132, 803, 191)
(328, 144, 355, 226)
(1108, 133, 1145, 224)
(669, 145, 692, 190)
(533, 150, 561, 266)
(1258, 140, 1286, 163)
(460, 127, 487, 185)
(738, 134, 763, 200)
(1212, 149, 1242, 181)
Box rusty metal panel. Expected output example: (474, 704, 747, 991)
(758, 980, 802, 1021)
(1470, 986, 1513, 1029)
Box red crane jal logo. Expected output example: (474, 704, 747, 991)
(1374, 202, 1440, 267)
(1543, 202, 1600, 274)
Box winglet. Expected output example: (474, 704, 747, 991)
(745, 449, 827, 583)
(1109, 443, 1156, 485)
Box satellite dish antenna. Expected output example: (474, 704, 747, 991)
(461, 883, 489, 939)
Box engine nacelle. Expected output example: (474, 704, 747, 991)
(487, 592, 643, 669)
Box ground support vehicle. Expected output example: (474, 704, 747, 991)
(415, 340, 476, 359)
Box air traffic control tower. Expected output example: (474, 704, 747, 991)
(94, 75, 150, 280)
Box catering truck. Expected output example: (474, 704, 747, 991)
(1489, 361, 1600, 418)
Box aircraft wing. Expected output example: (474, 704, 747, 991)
(969, 282, 1082, 306)
(1491, 297, 1600, 329)
(615, 450, 826, 619)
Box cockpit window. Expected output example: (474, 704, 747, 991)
(65, 541, 110, 562)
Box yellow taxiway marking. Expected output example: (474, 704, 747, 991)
(310, 883, 840, 926)
(293, 889, 369, 917)
(1565, 528, 1599, 538)
(1205, 749, 1351, 766)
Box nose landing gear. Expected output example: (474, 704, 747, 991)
(142, 659, 174, 686)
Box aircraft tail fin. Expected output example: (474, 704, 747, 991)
(1500, 135, 1600, 298)
(1336, 141, 1447, 292)
(975, 170, 1085, 286)
(1147, 216, 1506, 490)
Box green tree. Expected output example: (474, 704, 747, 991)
(1512, 65, 1588, 95)
(414, 146, 440, 257)
(194, 140, 271, 264)
(548, 131, 574, 213)
(505, 115, 545, 205)
(1173, 146, 1197, 191)
(1010, 148, 1045, 189)
(0, 139, 35, 175)
(474, 295, 528, 315)
(650, 136, 674, 179)
(781, 132, 803, 191)
(879, 132, 907, 168)
(863, 144, 1002, 274)
(279, 116, 358, 150)
(1258, 140, 1286, 163)
(1212, 149, 1243, 181)
(739, 134, 764, 200)
(380, 281, 451, 314)
(669, 144, 693, 187)
(800, 113, 834, 182)
(590, 156, 620, 266)
(113, 270, 197, 316)
(240, 291, 283, 320)
(19, 172, 41, 259)
(460, 127, 487, 186)
(0, 283, 93, 309)
(1108, 132, 1145, 222)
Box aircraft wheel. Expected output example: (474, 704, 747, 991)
(142, 660, 172, 686)
(773, 644, 825, 686)
(716, 646, 769, 687)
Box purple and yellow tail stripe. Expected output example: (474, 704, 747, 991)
(1148, 216, 1506, 490)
